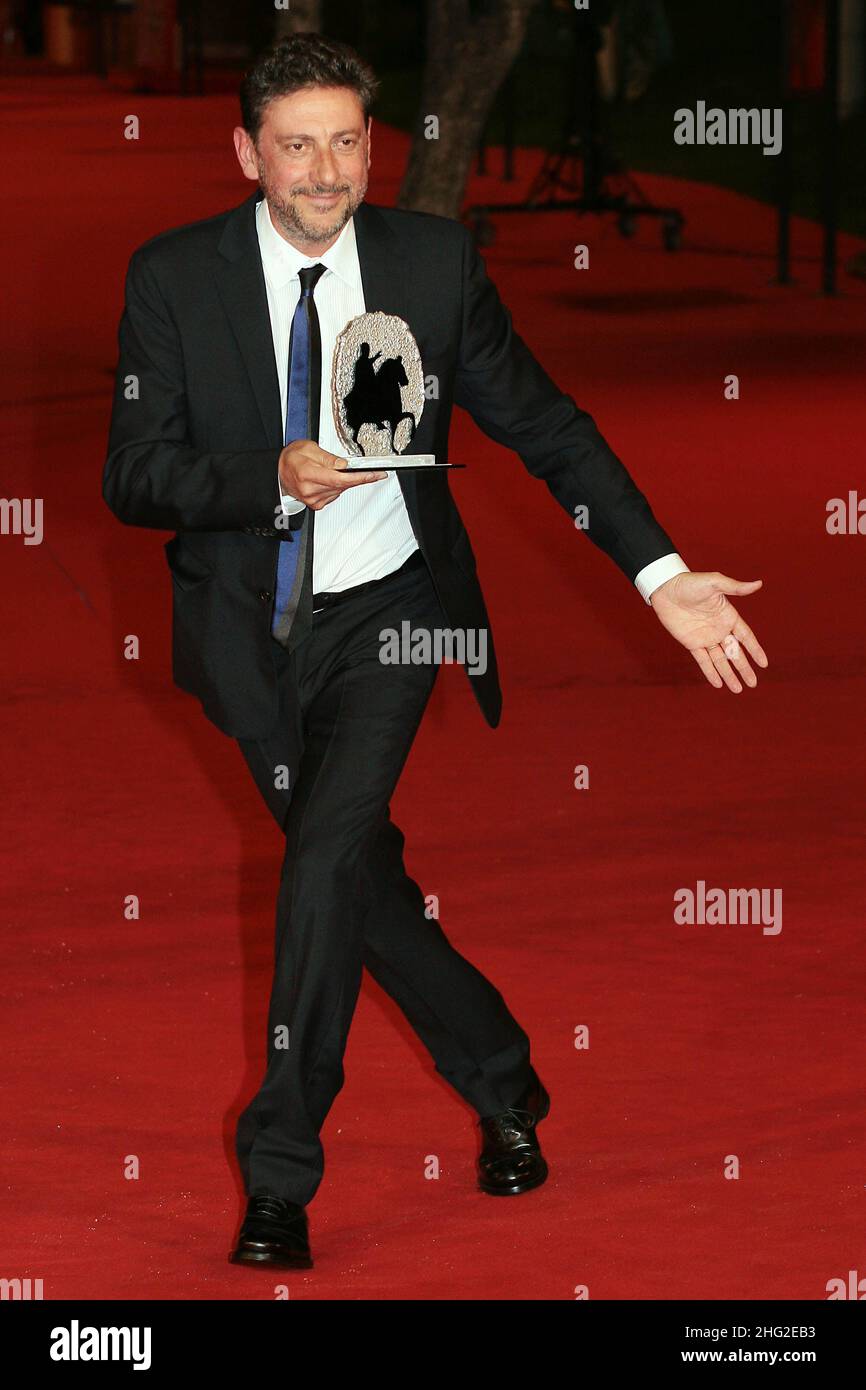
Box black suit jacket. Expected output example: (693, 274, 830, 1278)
(103, 188, 676, 740)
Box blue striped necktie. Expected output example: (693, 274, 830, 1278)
(272, 262, 326, 637)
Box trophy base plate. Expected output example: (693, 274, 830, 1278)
(344, 455, 464, 471)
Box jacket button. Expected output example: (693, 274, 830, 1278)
(259, 589, 272, 602)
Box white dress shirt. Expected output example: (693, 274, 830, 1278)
(255, 196, 687, 601)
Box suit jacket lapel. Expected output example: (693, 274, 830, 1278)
(352, 201, 420, 522)
(214, 188, 283, 449)
(352, 200, 410, 321)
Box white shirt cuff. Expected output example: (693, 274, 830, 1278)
(634, 553, 690, 603)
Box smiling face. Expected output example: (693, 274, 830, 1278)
(234, 84, 371, 253)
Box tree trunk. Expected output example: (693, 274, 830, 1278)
(397, 0, 539, 219)
(274, 0, 322, 38)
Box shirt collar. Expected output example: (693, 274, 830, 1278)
(256, 196, 361, 292)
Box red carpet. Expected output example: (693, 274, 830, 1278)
(2, 74, 865, 1300)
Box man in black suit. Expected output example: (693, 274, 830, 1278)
(103, 33, 767, 1270)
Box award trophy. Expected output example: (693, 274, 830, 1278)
(332, 311, 463, 471)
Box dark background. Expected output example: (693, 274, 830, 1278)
(12, 0, 865, 233)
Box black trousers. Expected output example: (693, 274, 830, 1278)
(234, 552, 531, 1205)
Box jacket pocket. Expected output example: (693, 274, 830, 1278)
(164, 536, 214, 592)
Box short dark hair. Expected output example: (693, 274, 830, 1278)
(240, 32, 379, 143)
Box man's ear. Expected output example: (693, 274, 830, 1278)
(233, 126, 258, 182)
(366, 116, 373, 168)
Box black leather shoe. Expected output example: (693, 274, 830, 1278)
(477, 1070, 551, 1196)
(228, 1195, 313, 1269)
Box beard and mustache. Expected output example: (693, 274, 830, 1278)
(257, 162, 368, 247)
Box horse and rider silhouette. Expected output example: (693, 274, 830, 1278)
(343, 341, 417, 454)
